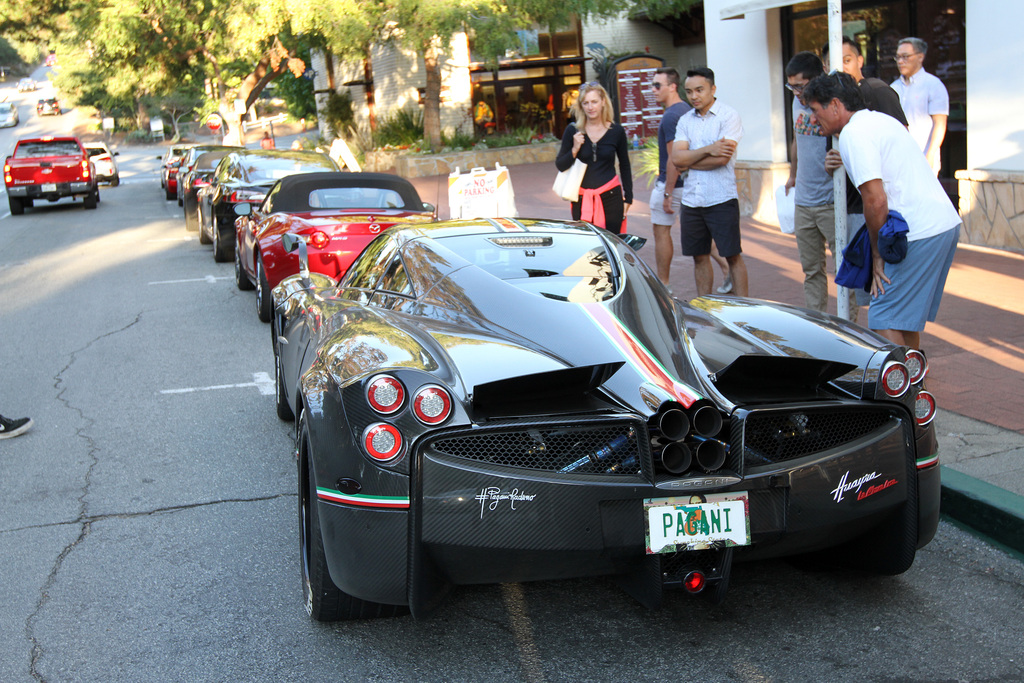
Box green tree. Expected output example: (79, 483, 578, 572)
(296, 0, 623, 151)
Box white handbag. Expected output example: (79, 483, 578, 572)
(553, 158, 587, 201)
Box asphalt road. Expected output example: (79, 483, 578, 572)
(2, 95, 1024, 683)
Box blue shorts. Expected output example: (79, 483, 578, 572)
(868, 225, 960, 332)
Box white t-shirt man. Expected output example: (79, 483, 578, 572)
(838, 109, 959, 241)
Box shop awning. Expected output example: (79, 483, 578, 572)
(719, 0, 801, 21)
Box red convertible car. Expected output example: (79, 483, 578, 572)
(233, 172, 435, 322)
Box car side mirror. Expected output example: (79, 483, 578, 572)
(620, 234, 647, 251)
(282, 233, 310, 283)
(234, 203, 252, 217)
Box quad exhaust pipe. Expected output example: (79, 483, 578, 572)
(649, 401, 728, 475)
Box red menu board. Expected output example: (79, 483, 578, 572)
(613, 56, 664, 142)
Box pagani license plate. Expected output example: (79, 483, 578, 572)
(644, 491, 751, 554)
(42, 183, 57, 192)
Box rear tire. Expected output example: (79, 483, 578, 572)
(9, 197, 25, 215)
(83, 190, 98, 209)
(110, 175, 120, 187)
(213, 217, 231, 262)
(235, 246, 254, 291)
(256, 256, 272, 323)
(299, 421, 404, 621)
(165, 186, 176, 201)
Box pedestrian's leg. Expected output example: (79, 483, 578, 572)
(725, 254, 748, 297)
(652, 223, 674, 285)
(794, 204, 828, 311)
(693, 254, 714, 295)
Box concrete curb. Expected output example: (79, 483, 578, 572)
(940, 466, 1024, 555)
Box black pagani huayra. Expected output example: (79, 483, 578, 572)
(271, 217, 939, 620)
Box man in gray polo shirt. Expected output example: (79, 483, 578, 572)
(784, 52, 835, 312)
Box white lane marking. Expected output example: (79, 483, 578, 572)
(147, 236, 195, 242)
(160, 372, 275, 396)
(148, 275, 231, 285)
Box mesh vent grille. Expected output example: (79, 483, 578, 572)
(743, 407, 895, 467)
(429, 423, 642, 475)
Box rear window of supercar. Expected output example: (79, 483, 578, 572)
(439, 233, 618, 303)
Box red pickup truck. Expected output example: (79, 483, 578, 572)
(3, 136, 99, 215)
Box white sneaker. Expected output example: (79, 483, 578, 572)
(716, 275, 733, 294)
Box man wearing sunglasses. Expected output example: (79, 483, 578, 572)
(891, 37, 949, 175)
(648, 67, 692, 286)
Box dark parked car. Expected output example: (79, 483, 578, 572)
(197, 149, 338, 262)
(273, 217, 940, 621)
(233, 172, 435, 322)
(176, 145, 239, 232)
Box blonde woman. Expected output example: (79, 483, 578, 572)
(555, 82, 633, 233)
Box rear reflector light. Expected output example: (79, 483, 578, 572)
(413, 385, 452, 425)
(363, 423, 402, 462)
(904, 350, 928, 384)
(683, 571, 706, 594)
(914, 390, 937, 425)
(880, 361, 910, 397)
(367, 375, 404, 414)
(309, 231, 330, 249)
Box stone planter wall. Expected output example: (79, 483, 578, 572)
(735, 160, 792, 225)
(364, 141, 560, 178)
(955, 169, 1024, 251)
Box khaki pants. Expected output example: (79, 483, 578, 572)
(794, 203, 837, 312)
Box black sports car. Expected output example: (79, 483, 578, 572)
(272, 217, 940, 621)
(198, 149, 339, 262)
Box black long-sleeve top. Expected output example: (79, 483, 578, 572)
(556, 122, 633, 204)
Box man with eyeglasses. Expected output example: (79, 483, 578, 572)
(648, 67, 692, 286)
(783, 51, 838, 314)
(891, 37, 949, 175)
(803, 72, 959, 351)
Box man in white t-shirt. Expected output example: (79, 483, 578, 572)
(891, 37, 949, 176)
(802, 72, 960, 350)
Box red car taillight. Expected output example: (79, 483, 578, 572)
(228, 189, 266, 203)
(914, 390, 937, 425)
(362, 423, 403, 462)
(413, 385, 452, 425)
(367, 375, 404, 414)
(904, 349, 928, 384)
(194, 178, 209, 187)
(309, 231, 330, 249)
(81, 160, 90, 179)
(880, 361, 910, 397)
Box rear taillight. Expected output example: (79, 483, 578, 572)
(880, 361, 910, 397)
(413, 385, 452, 425)
(228, 190, 266, 203)
(904, 350, 928, 384)
(914, 390, 937, 425)
(194, 178, 209, 187)
(81, 160, 90, 179)
(367, 375, 404, 414)
(309, 231, 330, 249)
(362, 423, 402, 462)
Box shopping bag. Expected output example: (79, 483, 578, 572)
(775, 184, 795, 234)
(553, 159, 587, 201)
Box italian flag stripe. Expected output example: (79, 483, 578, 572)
(916, 454, 939, 469)
(581, 302, 701, 407)
(317, 487, 410, 509)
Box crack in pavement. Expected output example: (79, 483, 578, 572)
(0, 492, 297, 537)
(25, 314, 143, 681)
